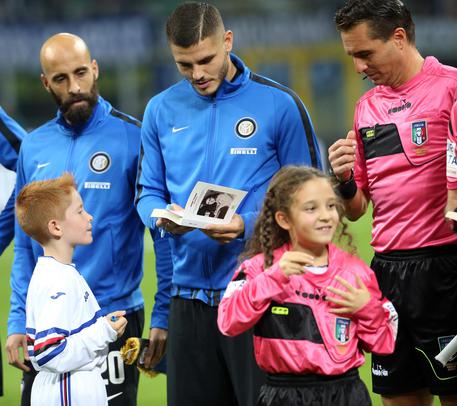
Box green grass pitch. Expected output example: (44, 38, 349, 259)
(0, 211, 439, 405)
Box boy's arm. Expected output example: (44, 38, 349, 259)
(29, 285, 117, 374)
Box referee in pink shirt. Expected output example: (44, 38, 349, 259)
(328, 1, 457, 405)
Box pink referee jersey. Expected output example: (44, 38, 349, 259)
(354, 57, 457, 252)
(218, 243, 397, 376)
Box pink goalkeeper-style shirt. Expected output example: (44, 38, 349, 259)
(354, 57, 457, 252)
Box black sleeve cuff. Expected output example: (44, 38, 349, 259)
(336, 171, 357, 200)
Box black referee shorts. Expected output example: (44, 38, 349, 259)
(21, 308, 144, 406)
(371, 244, 457, 396)
(167, 297, 265, 406)
(257, 369, 371, 406)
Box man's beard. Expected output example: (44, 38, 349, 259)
(51, 81, 99, 127)
(218, 54, 229, 82)
(191, 53, 229, 95)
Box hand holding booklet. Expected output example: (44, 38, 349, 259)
(151, 181, 247, 229)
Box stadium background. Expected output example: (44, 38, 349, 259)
(1, 0, 456, 404)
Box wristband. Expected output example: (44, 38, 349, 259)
(336, 171, 357, 200)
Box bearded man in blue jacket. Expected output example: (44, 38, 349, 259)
(135, 3, 323, 405)
(6, 33, 171, 406)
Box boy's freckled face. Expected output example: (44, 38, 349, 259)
(60, 188, 93, 247)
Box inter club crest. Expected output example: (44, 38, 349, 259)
(89, 152, 111, 174)
(335, 317, 351, 344)
(411, 121, 428, 146)
(235, 118, 257, 139)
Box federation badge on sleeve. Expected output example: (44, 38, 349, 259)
(89, 152, 111, 174)
(335, 317, 351, 344)
(235, 118, 257, 139)
(411, 121, 428, 146)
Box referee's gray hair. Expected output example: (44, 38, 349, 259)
(166, 2, 225, 47)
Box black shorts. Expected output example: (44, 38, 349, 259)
(371, 245, 457, 396)
(167, 297, 265, 406)
(257, 369, 371, 406)
(21, 308, 144, 406)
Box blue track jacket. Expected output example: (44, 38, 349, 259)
(136, 54, 322, 300)
(8, 97, 172, 336)
(0, 107, 26, 255)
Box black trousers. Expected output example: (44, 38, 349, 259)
(167, 297, 265, 406)
(21, 308, 144, 406)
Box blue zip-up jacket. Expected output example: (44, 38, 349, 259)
(8, 97, 172, 336)
(0, 107, 26, 256)
(136, 54, 322, 299)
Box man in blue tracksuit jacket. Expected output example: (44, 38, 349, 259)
(0, 106, 25, 397)
(135, 3, 322, 406)
(0, 107, 26, 257)
(6, 33, 171, 406)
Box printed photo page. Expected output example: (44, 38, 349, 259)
(151, 181, 247, 228)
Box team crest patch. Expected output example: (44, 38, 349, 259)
(235, 118, 257, 139)
(335, 317, 351, 344)
(411, 121, 428, 146)
(89, 152, 111, 174)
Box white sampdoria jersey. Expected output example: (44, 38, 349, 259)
(26, 256, 118, 405)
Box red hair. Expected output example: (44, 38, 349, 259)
(16, 173, 76, 245)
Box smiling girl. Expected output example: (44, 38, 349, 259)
(217, 166, 398, 406)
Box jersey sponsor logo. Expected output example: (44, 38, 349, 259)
(447, 140, 457, 178)
(230, 147, 257, 155)
(372, 363, 389, 377)
(235, 118, 257, 139)
(84, 181, 111, 189)
(271, 306, 289, 316)
(411, 121, 428, 146)
(388, 99, 411, 115)
(172, 126, 189, 133)
(37, 162, 51, 169)
(335, 317, 350, 344)
(89, 152, 111, 174)
(50, 291, 66, 300)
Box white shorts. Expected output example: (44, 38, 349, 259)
(31, 369, 107, 406)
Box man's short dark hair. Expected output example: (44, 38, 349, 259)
(166, 2, 225, 48)
(335, 0, 415, 44)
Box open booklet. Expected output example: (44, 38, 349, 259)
(151, 181, 247, 229)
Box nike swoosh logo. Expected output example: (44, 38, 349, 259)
(37, 162, 50, 169)
(50, 292, 66, 300)
(107, 392, 123, 401)
(172, 126, 189, 133)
